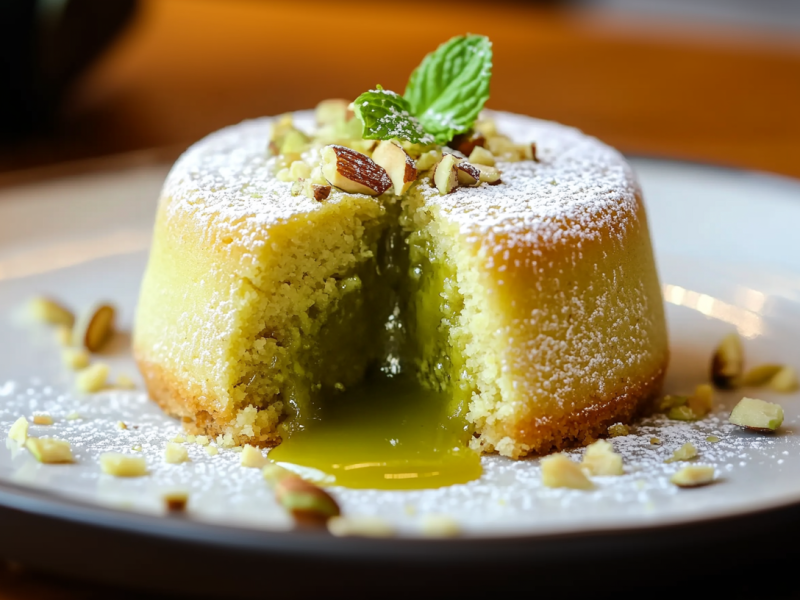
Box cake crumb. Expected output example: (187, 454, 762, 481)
(195, 435, 210, 446)
(580, 440, 623, 476)
(32, 414, 53, 426)
(164, 443, 189, 464)
(328, 516, 395, 538)
(607, 423, 630, 437)
(186, 435, 196, 444)
(100, 453, 147, 477)
(171, 435, 186, 443)
(205, 445, 219, 456)
(8, 417, 29, 444)
(671, 465, 715, 488)
(76, 363, 109, 393)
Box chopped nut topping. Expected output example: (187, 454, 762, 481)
(205, 446, 219, 456)
(687, 383, 714, 418)
(55, 326, 72, 346)
(650, 437, 661, 445)
(276, 476, 341, 525)
(711, 332, 743, 389)
(315, 99, 352, 126)
(372, 141, 417, 195)
(729, 397, 784, 432)
(240, 444, 268, 468)
(474, 163, 501, 184)
(607, 423, 630, 437)
(29, 297, 74, 327)
(75, 363, 109, 393)
(455, 160, 481, 187)
(468, 145, 495, 166)
(667, 406, 697, 421)
(450, 130, 486, 156)
(62, 348, 90, 371)
(671, 465, 715, 488)
(164, 443, 189, 464)
(419, 514, 461, 538)
(327, 516, 394, 538)
(664, 442, 698, 464)
(432, 154, 459, 195)
(163, 491, 189, 512)
(541, 453, 594, 490)
(263, 463, 294, 487)
(186, 435, 196, 444)
(321, 145, 391, 196)
(580, 440, 623, 476)
(100, 453, 148, 477)
(74, 304, 115, 352)
(32, 414, 53, 426)
(741, 364, 783, 387)
(195, 435, 210, 446)
(415, 149, 442, 171)
(26, 438, 73, 463)
(769, 366, 799, 393)
(8, 417, 29, 444)
(171, 435, 186, 443)
(706, 435, 720, 443)
(116, 421, 127, 430)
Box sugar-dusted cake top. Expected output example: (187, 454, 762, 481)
(162, 110, 641, 248)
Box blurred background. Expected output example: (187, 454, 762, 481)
(0, 0, 798, 181)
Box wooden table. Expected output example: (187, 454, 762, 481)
(2, 0, 799, 182)
(1, 1, 800, 597)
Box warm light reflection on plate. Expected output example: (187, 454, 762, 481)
(663, 284, 763, 338)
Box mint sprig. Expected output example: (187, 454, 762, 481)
(353, 35, 492, 145)
(353, 87, 434, 145)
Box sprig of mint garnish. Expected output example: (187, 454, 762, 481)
(354, 34, 492, 145)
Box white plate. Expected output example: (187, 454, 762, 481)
(0, 152, 799, 541)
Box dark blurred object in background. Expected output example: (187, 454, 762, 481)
(0, 0, 137, 140)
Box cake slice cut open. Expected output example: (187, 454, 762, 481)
(134, 110, 668, 487)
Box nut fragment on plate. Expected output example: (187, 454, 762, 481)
(205, 446, 219, 456)
(474, 163, 502, 184)
(164, 442, 189, 464)
(100, 453, 147, 477)
(419, 514, 461, 538)
(455, 161, 481, 187)
(240, 444, 268, 468)
(8, 417, 29, 444)
(741, 364, 783, 387)
(62, 347, 90, 371)
(327, 516, 394, 538)
(711, 332, 743, 388)
(664, 442, 698, 464)
(687, 383, 714, 418)
(540, 453, 594, 490)
(649, 437, 661, 445)
(32, 414, 53, 426)
(667, 406, 697, 421)
(163, 491, 189, 512)
(670, 465, 716, 488)
(607, 423, 630, 437)
(75, 363, 109, 393)
(706, 435, 720, 443)
(275, 476, 340, 525)
(26, 438, 73, 463)
(580, 440, 624, 476)
(321, 145, 391, 196)
(74, 304, 115, 352)
(769, 366, 799, 393)
(28, 297, 74, 327)
(263, 463, 294, 486)
(729, 397, 784, 432)
(432, 153, 459, 195)
(372, 140, 417, 195)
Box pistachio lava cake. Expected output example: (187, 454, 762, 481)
(134, 35, 668, 459)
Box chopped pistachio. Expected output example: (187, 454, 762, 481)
(26, 438, 73, 463)
(671, 465, 715, 488)
(687, 383, 714, 418)
(741, 364, 783, 387)
(263, 463, 294, 487)
(240, 444, 268, 468)
(100, 453, 147, 477)
(195, 435, 210, 446)
(706, 435, 720, 443)
(419, 515, 460, 538)
(658, 394, 687, 412)
(32, 414, 53, 426)
(164, 443, 189, 464)
(328, 516, 394, 538)
(665, 442, 698, 464)
(289, 160, 311, 180)
(541, 453, 594, 490)
(580, 440, 624, 476)
(185, 435, 196, 444)
(711, 332, 743, 389)
(607, 423, 630, 437)
(729, 397, 783, 431)
(650, 437, 661, 445)
(116, 421, 127, 430)
(769, 367, 799, 393)
(276, 476, 340, 524)
(171, 435, 186, 443)
(668, 406, 698, 421)
(74, 304, 115, 352)
(62, 347, 90, 371)
(8, 417, 29, 444)
(75, 363, 109, 393)
(28, 296, 74, 327)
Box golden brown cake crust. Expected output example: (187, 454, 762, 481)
(137, 344, 666, 452)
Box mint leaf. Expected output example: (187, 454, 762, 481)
(353, 87, 435, 145)
(404, 35, 492, 144)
